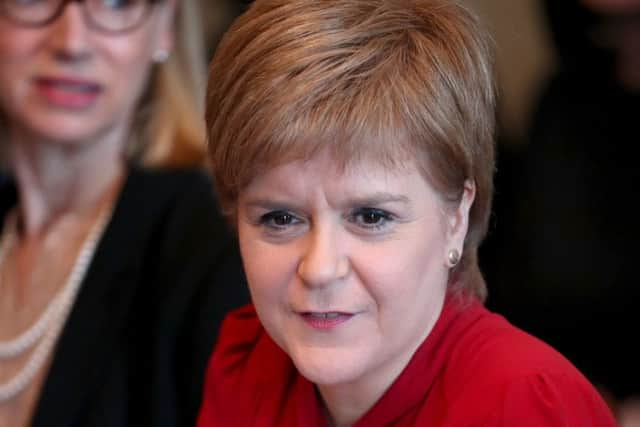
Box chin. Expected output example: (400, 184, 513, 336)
(29, 120, 110, 145)
(290, 345, 368, 386)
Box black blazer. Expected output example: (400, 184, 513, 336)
(0, 168, 249, 427)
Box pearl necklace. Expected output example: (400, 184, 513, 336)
(0, 205, 113, 402)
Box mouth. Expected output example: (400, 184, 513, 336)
(34, 77, 102, 109)
(304, 312, 347, 319)
(298, 311, 355, 330)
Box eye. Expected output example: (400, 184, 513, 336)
(102, 0, 132, 7)
(4, 0, 47, 8)
(2, 0, 54, 23)
(259, 210, 301, 229)
(94, 0, 144, 11)
(349, 207, 394, 230)
(12, 0, 45, 5)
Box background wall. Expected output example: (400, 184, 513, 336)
(465, 0, 556, 143)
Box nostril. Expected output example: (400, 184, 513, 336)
(53, 48, 91, 63)
(296, 228, 349, 287)
(335, 257, 350, 279)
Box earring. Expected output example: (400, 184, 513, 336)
(447, 249, 460, 267)
(152, 50, 169, 63)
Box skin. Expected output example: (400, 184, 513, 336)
(0, 2, 176, 426)
(237, 150, 474, 426)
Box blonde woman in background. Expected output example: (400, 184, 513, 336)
(0, 0, 247, 426)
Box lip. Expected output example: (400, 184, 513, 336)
(298, 311, 355, 330)
(34, 76, 102, 110)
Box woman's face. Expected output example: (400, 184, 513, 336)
(0, 0, 175, 145)
(237, 150, 473, 393)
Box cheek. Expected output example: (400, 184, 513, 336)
(358, 232, 447, 313)
(110, 43, 152, 70)
(239, 233, 297, 303)
(107, 26, 156, 58)
(0, 48, 34, 121)
(0, 35, 34, 88)
(238, 235, 299, 348)
(104, 35, 155, 92)
(0, 29, 32, 58)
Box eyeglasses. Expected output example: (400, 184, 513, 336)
(0, 0, 159, 34)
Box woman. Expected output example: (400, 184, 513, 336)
(198, 0, 616, 425)
(0, 0, 247, 426)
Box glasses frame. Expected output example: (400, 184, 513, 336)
(0, 0, 160, 35)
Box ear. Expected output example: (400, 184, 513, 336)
(152, 0, 178, 61)
(444, 179, 475, 266)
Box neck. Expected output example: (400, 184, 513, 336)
(318, 386, 378, 427)
(8, 134, 125, 236)
(318, 364, 407, 427)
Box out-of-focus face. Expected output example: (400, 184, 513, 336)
(0, 0, 175, 145)
(237, 150, 473, 392)
(579, 0, 640, 89)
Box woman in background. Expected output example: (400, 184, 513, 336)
(0, 0, 247, 426)
(198, 0, 616, 425)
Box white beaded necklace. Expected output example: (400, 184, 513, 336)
(0, 205, 113, 402)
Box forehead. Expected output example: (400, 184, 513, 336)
(248, 126, 419, 182)
(240, 149, 434, 201)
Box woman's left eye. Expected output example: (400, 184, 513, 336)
(349, 208, 394, 230)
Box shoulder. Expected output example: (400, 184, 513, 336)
(440, 303, 616, 426)
(199, 305, 298, 426)
(124, 166, 217, 209)
(447, 304, 573, 381)
(116, 166, 244, 295)
(105, 166, 244, 311)
(116, 166, 225, 243)
(131, 166, 213, 190)
(210, 305, 290, 383)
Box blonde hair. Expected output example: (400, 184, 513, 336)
(206, 0, 497, 299)
(128, 0, 208, 168)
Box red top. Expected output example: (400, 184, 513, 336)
(198, 294, 616, 426)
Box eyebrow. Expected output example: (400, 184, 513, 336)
(242, 199, 294, 210)
(242, 192, 411, 211)
(344, 192, 410, 206)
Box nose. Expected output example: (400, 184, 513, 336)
(48, 3, 91, 62)
(297, 226, 350, 288)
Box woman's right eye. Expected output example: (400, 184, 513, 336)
(10, 0, 46, 6)
(259, 211, 300, 229)
(100, 0, 138, 10)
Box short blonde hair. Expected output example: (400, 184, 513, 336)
(207, 0, 496, 299)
